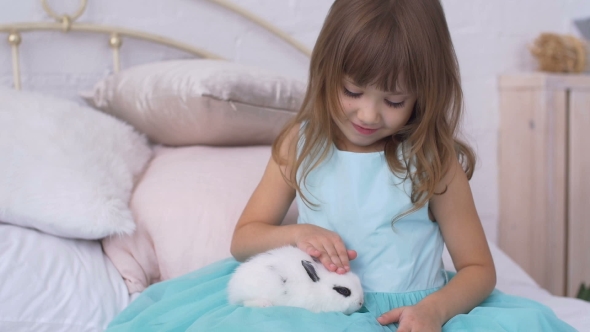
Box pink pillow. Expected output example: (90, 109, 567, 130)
(102, 145, 298, 293)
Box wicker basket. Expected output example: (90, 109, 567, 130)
(530, 33, 589, 73)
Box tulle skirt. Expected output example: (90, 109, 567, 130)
(107, 258, 576, 332)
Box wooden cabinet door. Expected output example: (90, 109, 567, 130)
(568, 89, 590, 297)
(498, 79, 568, 296)
(499, 74, 590, 297)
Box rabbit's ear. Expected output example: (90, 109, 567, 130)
(301, 260, 320, 282)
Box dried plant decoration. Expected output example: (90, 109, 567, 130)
(530, 33, 588, 73)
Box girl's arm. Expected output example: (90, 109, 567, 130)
(230, 125, 299, 261)
(230, 152, 299, 260)
(230, 125, 355, 273)
(378, 159, 496, 329)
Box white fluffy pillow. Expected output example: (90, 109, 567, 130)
(0, 88, 152, 239)
(0, 223, 130, 332)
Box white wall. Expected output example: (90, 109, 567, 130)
(441, 0, 590, 242)
(1, 0, 590, 242)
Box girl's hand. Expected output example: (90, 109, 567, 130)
(295, 224, 357, 274)
(377, 302, 444, 332)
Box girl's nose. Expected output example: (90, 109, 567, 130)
(357, 105, 380, 125)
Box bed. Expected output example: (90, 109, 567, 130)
(0, 1, 589, 331)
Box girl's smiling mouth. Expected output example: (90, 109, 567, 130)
(352, 123, 378, 135)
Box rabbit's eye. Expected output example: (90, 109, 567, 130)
(333, 286, 351, 297)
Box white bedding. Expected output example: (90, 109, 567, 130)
(1, 222, 588, 332)
(0, 223, 130, 332)
(444, 243, 590, 331)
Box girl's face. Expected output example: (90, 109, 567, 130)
(333, 76, 416, 152)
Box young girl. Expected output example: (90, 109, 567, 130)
(107, 0, 576, 331)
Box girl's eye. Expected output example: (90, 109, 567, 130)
(343, 88, 362, 98)
(385, 100, 405, 108)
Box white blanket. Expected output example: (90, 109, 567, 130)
(444, 243, 590, 331)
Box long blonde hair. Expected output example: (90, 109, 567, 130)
(272, 0, 475, 222)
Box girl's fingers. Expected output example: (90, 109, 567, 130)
(318, 251, 338, 272)
(297, 242, 321, 258)
(317, 242, 353, 273)
(298, 241, 336, 272)
(324, 243, 344, 272)
(333, 241, 350, 273)
(296, 233, 353, 274)
(377, 307, 404, 325)
(303, 240, 339, 272)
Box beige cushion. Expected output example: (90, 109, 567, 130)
(102, 145, 298, 294)
(81, 60, 305, 146)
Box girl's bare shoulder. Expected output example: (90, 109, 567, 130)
(273, 121, 302, 167)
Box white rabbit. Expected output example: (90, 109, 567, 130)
(227, 245, 364, 315)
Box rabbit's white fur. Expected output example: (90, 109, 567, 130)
(228, 245, 364, 314)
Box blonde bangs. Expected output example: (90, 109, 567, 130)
(341, 15, 414, 95)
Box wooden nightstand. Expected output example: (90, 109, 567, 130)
(498, 73, 590, 297)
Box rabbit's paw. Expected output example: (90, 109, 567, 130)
(243, 299, 274, 308)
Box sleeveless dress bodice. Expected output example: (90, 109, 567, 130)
(296, 146, 446, 293)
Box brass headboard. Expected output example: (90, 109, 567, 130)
(0, 0, 312, 90)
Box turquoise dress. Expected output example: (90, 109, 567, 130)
(107, 143, 576, 332)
